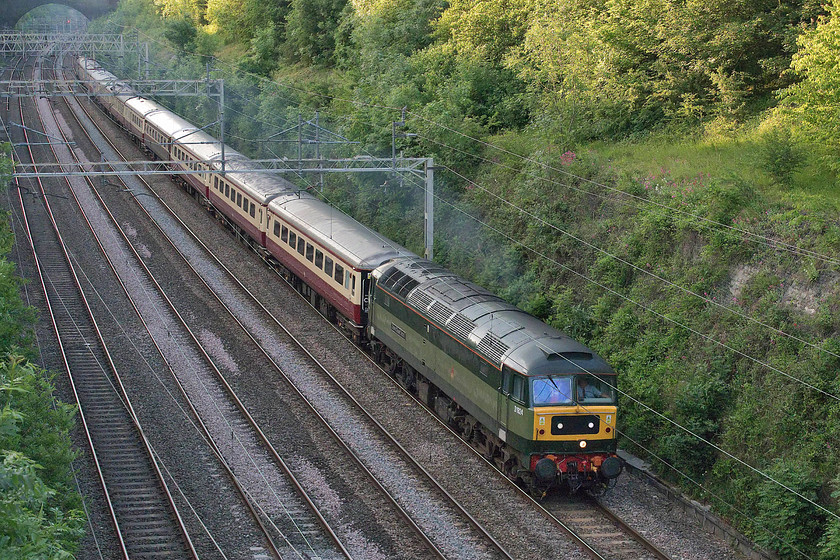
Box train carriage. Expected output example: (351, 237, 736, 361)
(265, 194, 409, 330)
(123, 96, 166, 147)
(76, 57, 134, 128)
(208, 158, 293, 248)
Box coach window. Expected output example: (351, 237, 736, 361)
(243, 199, 248, 212)
(344, 270, 350, 290)
(214, 176, 219, 189)
(273, 221, 281, 237)
(324, 256, 333, 277)
(305, 243, 314, 262)
(334, 263, 344, 285)
(281, 225, 288, 242)
(289, 231, 297, 248)
(224, 183, 230, 197)
(250, 203, 256, 218)
(314, 249, 323, 269)
(297, 237, 306, 256)
(237, 193, 242, 208)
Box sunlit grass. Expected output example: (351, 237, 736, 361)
(589, 121, 839, 211)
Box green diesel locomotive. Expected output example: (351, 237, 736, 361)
(368, 257, 622, 493)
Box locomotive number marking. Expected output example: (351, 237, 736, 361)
(514, 405, 524, 416)
(390, 323, 406, 339)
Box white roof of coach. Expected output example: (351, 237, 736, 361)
(124, 96, 167, 118)
(268, 193, 413, 269)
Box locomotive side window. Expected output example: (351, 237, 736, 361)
(305, 243, 314, 262)
(297, 237, 305, 256)
(289, 231, 297, 248)
(334, 263, 344, 285)
(324, 256, 333, 277)
(314, 249, 323, 268)
(511, 375, 527, 405)
(281, 225, 288, 242)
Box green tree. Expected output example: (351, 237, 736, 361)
(284, 0, 349, 65)
(782, 0, 840, 173)
(0, 357, 83, 559)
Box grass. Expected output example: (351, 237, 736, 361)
(589, 122, 840, 211)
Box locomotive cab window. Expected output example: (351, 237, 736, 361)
(576, 375, 615, 404)
(532, 376, 573, 406)
(511, 375, 527, 405)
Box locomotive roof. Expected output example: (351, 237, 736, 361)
(268, 194, 413, 269)
(376, 257, 614, 376)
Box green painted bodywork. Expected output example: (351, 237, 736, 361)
(371, 285, 617, 456)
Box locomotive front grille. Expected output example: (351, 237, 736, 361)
(550, 415, 600, 436)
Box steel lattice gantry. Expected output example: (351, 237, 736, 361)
(0, 33, 127, 54)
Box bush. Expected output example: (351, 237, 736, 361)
(759, 128, 804, 186)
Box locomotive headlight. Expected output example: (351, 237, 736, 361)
(557, 422, 563, 430)
(588, 422, 595, 429)
(579, 440, 587, 449)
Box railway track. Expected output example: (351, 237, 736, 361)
(56, 53, 522, 559)
(42, 52, 356, 560)
(9, 49, 197, 560)
(540, 496, 673, 560)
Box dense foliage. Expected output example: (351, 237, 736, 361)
(87, 1, 840, 557)
(0, 147, 84, 557)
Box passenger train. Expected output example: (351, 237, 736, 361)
(76, 56, 623, 493)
